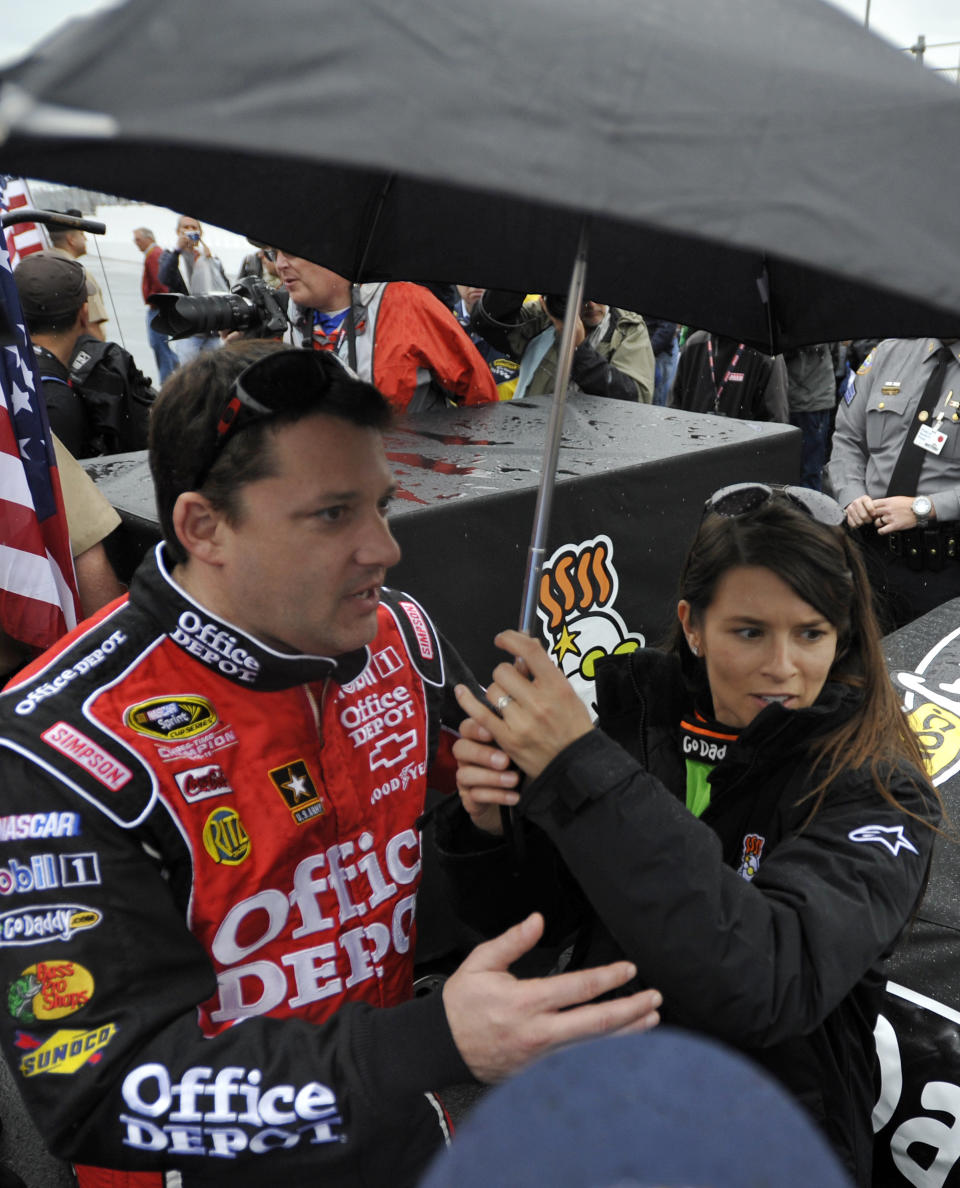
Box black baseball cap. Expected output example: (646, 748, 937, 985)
(14, 254, 90, 320)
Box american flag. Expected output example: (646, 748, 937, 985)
(0, 210, 81, 649)
(0, 176, 46, 269)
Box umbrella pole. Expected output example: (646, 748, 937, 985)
(517, 222, 589, 635)
(502, 225, 589, 857)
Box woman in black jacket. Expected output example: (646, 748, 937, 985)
(446, 483, 940, 1187)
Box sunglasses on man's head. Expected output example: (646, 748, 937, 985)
(194, 349, 348, 488)
(704, 482, 845, 527)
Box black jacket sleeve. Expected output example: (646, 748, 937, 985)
(570, 340, 640, 402)
(517, 729, 937, 1048)
(0, 750, 470, 1180)
(157, 249, 188, 294)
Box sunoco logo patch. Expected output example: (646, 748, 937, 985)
(125, 697, 217, 742)
(17, 1023, 116, 1076)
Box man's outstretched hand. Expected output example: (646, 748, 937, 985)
(443, 912, 661, 1084)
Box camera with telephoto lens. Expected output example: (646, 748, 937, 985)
(149, 277, 289, 341)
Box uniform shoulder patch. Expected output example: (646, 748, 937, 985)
(379, 589, 445, 688)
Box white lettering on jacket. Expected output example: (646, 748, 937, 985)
(208, 828, 420, 1024)
(14, 631, 127, 715)
(170, 612, 260, 683)
(119, 1064, 342, 1157)
(0, 813, 81, 843)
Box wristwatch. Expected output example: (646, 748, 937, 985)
(912, 495, 933, 528)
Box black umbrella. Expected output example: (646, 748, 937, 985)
(2, 0, 960, 352)
(5, 0, 960, 637)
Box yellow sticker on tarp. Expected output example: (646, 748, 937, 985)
(907, 702, 960, 778)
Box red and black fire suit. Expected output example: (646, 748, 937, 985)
(0, 544, 475, 1187)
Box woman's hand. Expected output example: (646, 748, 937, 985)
(455, 630, 594, 782)
(453, 717, 520, 835)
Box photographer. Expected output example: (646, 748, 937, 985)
(158, 215, 231, 363)
(473, 291, 655, 403)
(275, 254, 498, 412)
(15, 254, 155, 458)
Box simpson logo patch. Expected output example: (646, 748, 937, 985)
(40, 724, 132, 791)
(202, 807, 250, 865)
(269, 760, 325, 825)
(125, 697, 217, 741)
(17, 1023, 116, 1076)
(8, 960, 94, 1022)
(174, 764, 233, 804)
(398, 601, 434, 660)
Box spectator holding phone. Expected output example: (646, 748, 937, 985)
(158, 216, 230, 363)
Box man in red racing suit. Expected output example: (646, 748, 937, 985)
(0, 343, 659, 1188)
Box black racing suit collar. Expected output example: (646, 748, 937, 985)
(130, 543, 370, 691)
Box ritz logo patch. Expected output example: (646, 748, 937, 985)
(737, 833, 765, 881)
(8, 961, 95, 1023)
(125, 696, 217, 742)
(269, 760, 325, 825)
(16, 1023, 116, 1077)
(202, 807, 250, 865)
(848, 824, 919, 857)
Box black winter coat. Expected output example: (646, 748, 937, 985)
(437, 648, 938, 1186)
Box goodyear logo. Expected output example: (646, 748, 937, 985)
(18, 1023, 116, 1076)
(202, 807, 250, 865)
(906, 702, 960, 781)
(8, 960, 95, 1022)
(125, 697, 217, 742)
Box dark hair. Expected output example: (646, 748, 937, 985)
(23, 306, 83, 336)
(667, 496, 934, 820)
(149, 341, 393, 564)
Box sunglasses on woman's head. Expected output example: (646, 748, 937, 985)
(704, 483, 845, 527)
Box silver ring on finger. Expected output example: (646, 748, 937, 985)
(496, 694, 513, 714)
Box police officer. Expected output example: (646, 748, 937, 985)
(826, 337, 960, 629)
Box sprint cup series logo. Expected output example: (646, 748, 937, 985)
(893, 624, 960, 785)
(125, 696, 217, 742)
(536, 535, 644, 715)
